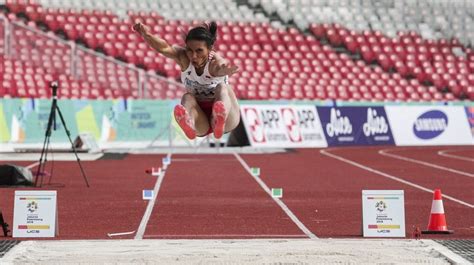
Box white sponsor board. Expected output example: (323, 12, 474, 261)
(240, 105, 327, 148)
(362, 190, 405, 237)
(13, 190, 58, 237)
(385, 106, 472, 145)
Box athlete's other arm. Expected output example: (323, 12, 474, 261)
(208, 52, 239, 77)
(132, 22, 187, 69)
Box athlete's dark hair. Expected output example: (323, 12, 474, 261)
(185, 21, 217, 48)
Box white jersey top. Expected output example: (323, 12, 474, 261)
(180, 61, 228, 101)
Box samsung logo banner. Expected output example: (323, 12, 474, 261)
(317, 107, 394, 146)
(413, 110, 448, 139)
(386, 106, 472, 146)
(240, 105, 327, 148)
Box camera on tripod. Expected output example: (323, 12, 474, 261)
(35, 81, 90, 187)
(50, 81, 58, 97)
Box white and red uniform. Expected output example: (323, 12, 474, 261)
(180, 61, 228, 136)
(180, 61, 228, 101)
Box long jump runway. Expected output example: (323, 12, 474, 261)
(141, 154, 309, 239)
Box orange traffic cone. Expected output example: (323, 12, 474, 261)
(422, 189, 453, 234)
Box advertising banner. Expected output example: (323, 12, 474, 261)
(240, 105, 327, 148)
(317, 106, 395, 146)
(2, 98, 471, 147)
(465, 106, 474, 138)
(3, 99, 80, 143)
(0, 100, 12, 142)
(386, 106, 472, 145)
(0, 98, 174, 144)
(99, 99, 172, 142)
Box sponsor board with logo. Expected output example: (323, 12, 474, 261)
(317, 106, 395, 146)
(13, 190, 58, 237)
(362, 190, 405, 237)
(465, 106, 474, 139)
(240, 105, 327, 147)
(385, 106, 472, 145)
(0, 98, 174, 145)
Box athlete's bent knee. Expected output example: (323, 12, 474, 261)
(214, 84, 230, 95)
(181, 93, 197, 105)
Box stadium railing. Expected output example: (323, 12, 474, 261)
(1, 14, 184, 99)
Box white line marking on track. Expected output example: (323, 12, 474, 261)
(234, 153, 318, 239)
(172, 158, 236, 162)
(26, 161, 40, 169)
(320, 149, 473, 209)
(107, 231, 136, 237)
(379, 149, 474, 178)
(135, 153, 172, 240)
(143, 234, 308, 238)
(438, 149, 474, 162)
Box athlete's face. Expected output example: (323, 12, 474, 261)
(185, 40, 209, 68)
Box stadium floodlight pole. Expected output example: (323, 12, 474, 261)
(35, 81, 90, 187)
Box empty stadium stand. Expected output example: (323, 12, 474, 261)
(0, 0, 472, 100)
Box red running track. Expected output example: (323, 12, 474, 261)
(379, 146, 474, 175)
(240, 147, 473, 239)
(143, 154, 306, 239)
(0, 155, 164, 239)
(0, 147, 472, 240)
(331, 147, 473, 204)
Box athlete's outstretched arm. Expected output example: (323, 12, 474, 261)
(209, 52, 239, 77)
(132, 22, 184, 64)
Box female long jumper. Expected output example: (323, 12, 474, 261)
(133, 21, 240, 139)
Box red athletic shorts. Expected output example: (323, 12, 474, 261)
(197, 100, 214, 137)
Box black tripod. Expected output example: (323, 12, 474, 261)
(0, 210, 9, 237)
(35, 82, 90, 187)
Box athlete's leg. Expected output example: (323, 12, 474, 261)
(174, 93, 210, 139)
(212, 84, 240, 138)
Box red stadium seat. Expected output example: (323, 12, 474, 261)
(3, 3, 471, 102)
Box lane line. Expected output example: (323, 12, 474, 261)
(171, 158, 237, 162)
(134, 153, 172, 240)
(234, 153, 318, 239)
(26, 161, 40, 169)
(320, 149, 473, 209)
(143, 234, 308, 239)
(107, 231, 136, 237)
(379, 149, 474, 178)
(438, 149, 474, 162)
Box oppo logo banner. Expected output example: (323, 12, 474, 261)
(413, 110, 448, 140)
(240, 105, 327, 148)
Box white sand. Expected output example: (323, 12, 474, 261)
(1, 239, 470, 264)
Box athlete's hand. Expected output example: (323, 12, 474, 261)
(213, 62, 239, 77)
(132, 22, 149, 36)
(208, 50, 216, 61)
